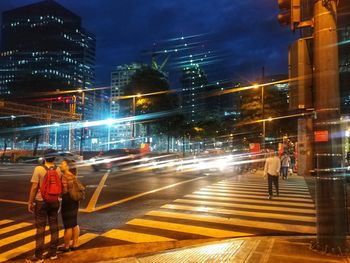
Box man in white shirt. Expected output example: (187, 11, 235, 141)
(27, 149, 61, 263)
(264, 151, 281, 199)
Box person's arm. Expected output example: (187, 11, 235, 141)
(28, 167, 40, 213)
(276, 158, 281, 175)
(264, 159, 268, 177)
(28, 182, 39, 213)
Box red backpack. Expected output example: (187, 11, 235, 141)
(40, 166, 62, 203)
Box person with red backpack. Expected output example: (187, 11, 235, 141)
(27, 149, 62, 263)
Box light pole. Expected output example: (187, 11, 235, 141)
(78, 89, 85, 156)
(106, 118, 113, 151)
(53, 122, 59, 150)
(261, 67, 265, 149)
(253, 80, 265, 149)
(131, 93, 141, 149)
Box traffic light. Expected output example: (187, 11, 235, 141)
(278, 0, 301, 31)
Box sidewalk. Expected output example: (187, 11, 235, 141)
(43, 236, 349, 263)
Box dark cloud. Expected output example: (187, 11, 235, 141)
(0, 0, 295, 86)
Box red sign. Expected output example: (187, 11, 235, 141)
(278, 143, 284, 156)
(314, 130, 329, 142)
(140, 143, 151, 154)
(249, 143, 260, 153)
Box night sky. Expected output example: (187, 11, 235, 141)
(0, 0, 296, 87)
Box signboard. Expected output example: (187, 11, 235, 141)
(278, 143, 284, 156)
(249, 143, 260, 153)
(140, 143, 150, 154)
(314, 130, 329, 142)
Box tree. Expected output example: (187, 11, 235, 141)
(125, 65, 180, 144)
(237, 85, 294, 149)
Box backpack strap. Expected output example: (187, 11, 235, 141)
(41, 165, 57, 171)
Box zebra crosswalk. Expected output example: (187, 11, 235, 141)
(99, 174, 316, 244)
(0, 219, 97, 262)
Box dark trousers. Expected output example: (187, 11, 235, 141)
(268, 174, 279, 196)
(34, 201, 59, 257)
(281, 166, 289, 178)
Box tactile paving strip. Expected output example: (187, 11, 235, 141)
(139, 240, 245, 263)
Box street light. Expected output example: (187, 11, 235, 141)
(253, 83, 265, 148)
(53, 122, 59, 149)
(78, 88, 85, 155)
(106, 118, 113, 151)
(131, 93, 141, 148)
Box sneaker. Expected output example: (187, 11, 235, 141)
(25, 256, 44, 263)
(44, 253, 58, 260)
(268, 195, 272, 200)
(57, 246, 70, 253)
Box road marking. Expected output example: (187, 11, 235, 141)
(85, 171, 110, 212)
(161, 204, 315, 223)
(207, 185, 309, 193)
(0, 227, 41, 248)
(0, 230, 64, 263)
(216, 182, 309, 190)
(174, 199, 316, 214)
(200, 188, 312, 199)
(127, 218, 252, 238)
(184, 194, 315, 208)
(102, 229, 175, 243)
(82, 176, 206, 213)
(0, 222, 32, 235)
(193, 191, 314, 203)
(213, 184, 309, 191)
(146, 210, 316, 234)
(0, 220, 13, 226)
(0, 199, 28, 205)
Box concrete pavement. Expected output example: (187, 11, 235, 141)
(35, 236, 349, 263)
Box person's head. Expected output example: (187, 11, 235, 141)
(61, 159, 77, 175)
(43, 148, 57, 163)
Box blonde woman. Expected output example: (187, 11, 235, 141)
(58, 159, 80, 252)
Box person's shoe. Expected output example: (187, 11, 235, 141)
(268, 195, 272, 200)
(44, 253, 58, 260)
(70, 246, 78, 251)
(25, 255, 44, 263)
(57, 246, 70, 253)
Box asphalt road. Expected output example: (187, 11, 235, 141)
(0, 163, 234, 232)
(0, 163, 316, 262)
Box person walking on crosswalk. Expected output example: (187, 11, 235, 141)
(264, 150, 281, 200)
(27, 149, 61, 263)
(280, 152, 291, 180)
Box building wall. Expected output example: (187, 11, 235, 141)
(0, 0, 96, 119)
(181, 64, 207, 123)
(109, 63, 143, 149)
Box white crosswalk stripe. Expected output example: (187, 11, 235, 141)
(0, 220, 98, 262)
(99, 174, 316, 243)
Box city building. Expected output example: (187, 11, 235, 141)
(181, 64, 207, 123)
(0, 0, 97, 151)
(204, 81, 241, 121)
(109, 63, 143, 149)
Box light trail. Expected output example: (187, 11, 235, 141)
(0, 109, 179, 134)
(110, 90, 177, 101)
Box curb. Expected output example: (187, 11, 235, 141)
(46, 238, 220, 263)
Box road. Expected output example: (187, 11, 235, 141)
(0, 163, 316, 262)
